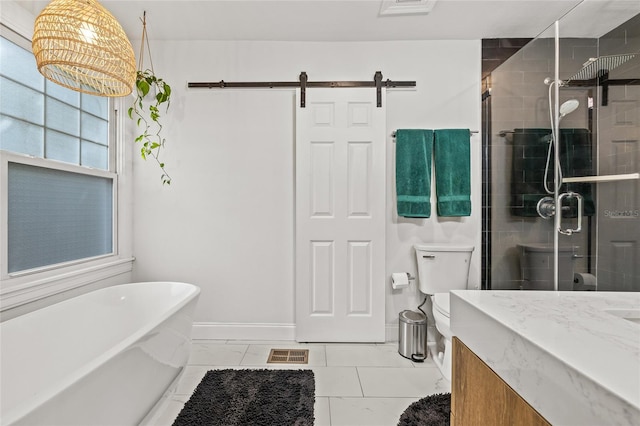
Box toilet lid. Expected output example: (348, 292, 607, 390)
(433, 293, 450, 318)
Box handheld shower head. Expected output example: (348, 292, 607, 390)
(543, 98, 579, 195)
(559, 99, 579, 119)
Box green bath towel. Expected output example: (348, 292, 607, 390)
(434, 129, 471, 217)
(510, 128, 552, 217)
(560, 128, 596, 217)
(395, 129, 433, 218)
(510, 128, 595, 218)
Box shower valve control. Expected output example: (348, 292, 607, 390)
(536, 197, 556, 220)
(537, 197, 571, 220)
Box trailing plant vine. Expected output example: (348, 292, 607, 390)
(128, 12, 172, 185)
(128, 69, 172, 185)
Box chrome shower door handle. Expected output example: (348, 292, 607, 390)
(557, 192, 583, 235)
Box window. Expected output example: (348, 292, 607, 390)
(1, 25, 116, 276)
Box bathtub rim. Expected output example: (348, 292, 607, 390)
(1, 281, 200, 425)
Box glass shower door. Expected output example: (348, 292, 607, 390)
(483, 4, 640, 293)
(557, 10, 640, 292)
(589, 83, 639, 291)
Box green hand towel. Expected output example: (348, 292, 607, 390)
(434, 129, 471, 217)
(395, 129, 433, 218)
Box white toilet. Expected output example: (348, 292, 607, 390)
(414, 243, 474, 381)
(518, 243, 577, 291)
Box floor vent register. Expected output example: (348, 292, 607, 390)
(267, 349, 310, 364)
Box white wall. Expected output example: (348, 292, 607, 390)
(131, 39, 482, 340)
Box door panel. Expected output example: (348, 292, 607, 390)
(596, 86, 640, 291)
(295, 88, 385, 342)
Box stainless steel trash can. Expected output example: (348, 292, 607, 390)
(398, 310, 427, 362)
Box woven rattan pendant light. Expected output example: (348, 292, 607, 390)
(32, 0, 136, 97)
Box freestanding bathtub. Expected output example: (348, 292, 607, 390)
(0, 282, 200, 426)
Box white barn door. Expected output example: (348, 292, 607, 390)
(295, 88, 386, 342)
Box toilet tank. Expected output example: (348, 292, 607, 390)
(518, 244, 576, 291)
(413, 244, 474, 294)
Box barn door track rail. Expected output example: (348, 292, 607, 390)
(187, 71, 416, 107)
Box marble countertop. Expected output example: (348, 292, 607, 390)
(450, 290, 640, 426)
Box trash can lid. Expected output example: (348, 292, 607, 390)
(400, 310, 426, 324)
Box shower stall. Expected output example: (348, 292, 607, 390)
(483, 3, 640, 292)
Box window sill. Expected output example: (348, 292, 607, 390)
(0, 257, 135, 311)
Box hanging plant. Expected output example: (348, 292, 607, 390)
(128, 12, 172, 185)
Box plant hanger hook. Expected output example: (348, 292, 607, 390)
(138, 11, 155, 73)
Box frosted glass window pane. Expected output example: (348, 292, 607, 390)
(46, 97, 80, 136)
(47, 80, 79, 107)
(81, 93, 108, 119)
(7, 162, 113, 273)
(81, 112, 108, 145)
(46, 130, 80, 165)
(0, 114, 44, 156)
(81, 140, 108, 169)
(0, 77, 44, 125)
(0, 36, 44, 91)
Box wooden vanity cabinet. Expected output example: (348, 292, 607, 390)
(451, 337, 551, 426)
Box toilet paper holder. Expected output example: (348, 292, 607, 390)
(392, 272, 415, 281)
(391, 272, 415, 290)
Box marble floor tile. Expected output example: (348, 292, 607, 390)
(329, 397, 420, 426)
(167, 341, 448, 425)
(191, 339, 227, 344)
(408, 355, 442, 369)
(240, 344, 327, 366)
(227, 340, 326, 346)
(312, 366, 363, 397)
(187, 343, 248, 365)
(326, 343, 415, 367)
(174, 365, 209, 395)
(357, 366, 450, 397)
(149, 394, 189, 426)
(314, 397, 331, 426)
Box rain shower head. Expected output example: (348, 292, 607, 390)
(567, 54, 637, 82)
(559, 99, 579, 119)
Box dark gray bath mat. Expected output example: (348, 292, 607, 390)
(172, 369, 315, 426)
(398, 392, 451, 426)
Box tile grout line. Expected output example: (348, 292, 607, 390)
(354, 366, 365, 398)
(237, 343, 251, 366)
(323, 344, 328, 367)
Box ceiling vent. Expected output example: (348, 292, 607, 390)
(379, 0, 438, 16)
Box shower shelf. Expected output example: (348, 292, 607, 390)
(562, 173, 640, 184)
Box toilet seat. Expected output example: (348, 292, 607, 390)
(431, 292, 453, 341)
(433, 293, 450, 318)
(429, 292, 454, 381)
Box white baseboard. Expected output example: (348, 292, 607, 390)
(193, 322, 403, 342)
(192, 322, 296, 341)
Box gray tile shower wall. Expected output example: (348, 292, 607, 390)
(483, 37, 597, 290)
